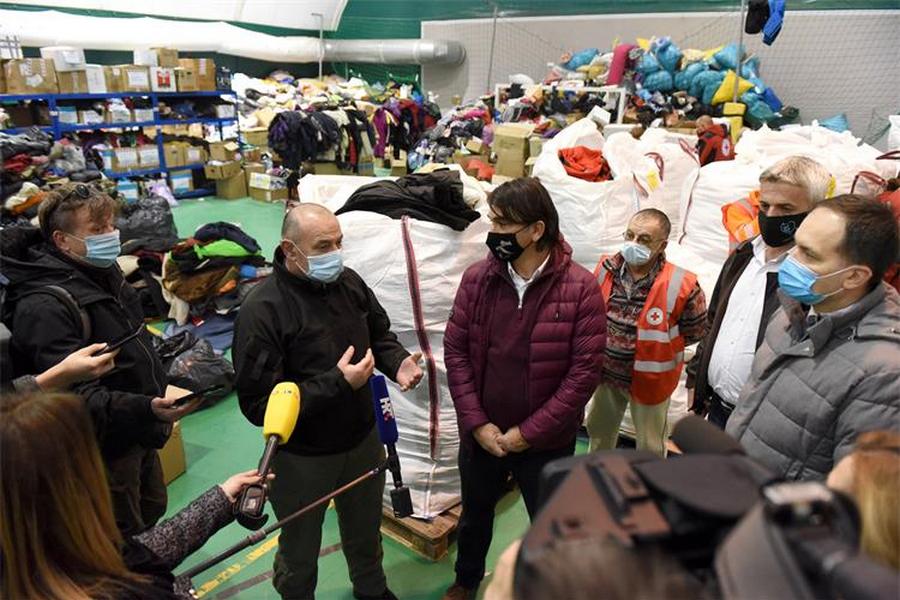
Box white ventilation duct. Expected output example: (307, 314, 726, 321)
(0, 8, 465, 65)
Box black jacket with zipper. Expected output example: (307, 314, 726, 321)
(232, 248, 410, 456)
(1, 227, 169, 459)
(685, 237, 782, 414)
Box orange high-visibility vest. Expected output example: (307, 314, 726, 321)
(594, 257, 698, 406)
(722, 190, 760, 253)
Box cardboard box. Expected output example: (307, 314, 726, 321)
(465, 138, 487, 155)
(117, 180, 140, 203)
(137, 145, 160, 168)
(309, 162, 342, 175)
(390, 150, 408, 177)
(113, 147, 139, 172)
(248, 172, 285, 190)
(78, 109, 103, 125)
(150, 67, 177, 93)
(215, 104, 236, 119)
(204, 160, 241, 180)
(216, 173, 247, 199)
(357, 161, 375, 177)
(242, 127, 269, 147)
(178, 58, 216, 91)
(58, 106, 78, 125)
(105, 105, 133, 124)
(492, 174, 514, 186)
(209, 140, 239, 162)
(57, 70, 89, 94)
(184, 145, 206, 165)
(84, 64, 107, 94)
(494, 156, 526, 178)
(40, 46, 86, 72)
(528, 135, 544, 158)
(4, 59, 58, 94)
(0, 67, 6, 94)
(164, 142, 185, 168)
(159, 420, 186, 484)
(242, 146, 262, 163)
(493, 123, 534, 156)
(109, 65, 150, 93)
(103, 66, 125, 93)
(133, 108, 154, 123)
(254, 107, 277, 128)
(152, 48, 180, 68)
(133, 49, 158, 67)
(170, 170, 194, 194)
(525, 156, 538, 177)
(175, 67, 198, 92)
(243, 162, 266, 188)
(250, 187, 289, 203)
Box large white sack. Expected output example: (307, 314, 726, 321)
(298, 174, 490, 518)
(602, 128, 701, 239)
(533, 118, 638, 270)
(890, 116, 900, 151)
(677, 160, 762, 266)
(734, 125, 896, 191)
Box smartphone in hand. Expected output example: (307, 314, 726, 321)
(95, 325, 145, 355)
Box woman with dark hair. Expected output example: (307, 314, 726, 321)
(442, 177, 607, 599)
(1, 392, 268, 599)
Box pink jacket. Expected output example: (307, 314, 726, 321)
(444, 241, 607, 450)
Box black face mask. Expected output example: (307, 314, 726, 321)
(486, 226, 532, 262)
(757, 211, 808, 247)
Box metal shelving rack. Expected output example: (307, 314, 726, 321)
(0, 90, 239, 198)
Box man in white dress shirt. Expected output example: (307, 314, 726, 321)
(686, 156, 832, 427)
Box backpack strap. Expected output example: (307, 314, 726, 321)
(21, 285, 92, 343)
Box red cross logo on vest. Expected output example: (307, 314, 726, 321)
(647, 307, 664, 326)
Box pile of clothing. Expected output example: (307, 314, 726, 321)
(2, 128, 53, 224)
(161, 222, 268, 353)
(268, 106, 377, 173)
(408, 103, 492, 170)
(558, 146, 612, 182)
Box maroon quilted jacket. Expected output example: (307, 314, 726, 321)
(444, 241, 607, 450)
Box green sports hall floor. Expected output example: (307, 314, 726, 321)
(164, 196, 589, 600)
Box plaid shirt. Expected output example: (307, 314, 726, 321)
(602, 253, 708, 388)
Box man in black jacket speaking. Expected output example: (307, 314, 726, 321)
(233, 203, 423, 600)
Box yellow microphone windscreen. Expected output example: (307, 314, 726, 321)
(262, 382, 301, 443)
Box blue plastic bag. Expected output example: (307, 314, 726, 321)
(636, 52, 662, 74)
(563, 48, 600, 71)
(747, 101, 777, 126)
(761, 87, 783, 112)
(690, 70, 724, 100)
(713, 44, 744, 71)
(699, 71, 727, 105)
(819, 113, 850, 133)
(654, 38, 683, 73)
(675, 62, 707, 91)
(643, 70, 674, 92)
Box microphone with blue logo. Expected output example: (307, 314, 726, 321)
(370, 374, 414, 518)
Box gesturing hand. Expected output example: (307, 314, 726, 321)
(337, 345, 375, 390)
(397, 352, 424, 392)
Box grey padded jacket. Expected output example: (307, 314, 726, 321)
(726, 283, 900, 481)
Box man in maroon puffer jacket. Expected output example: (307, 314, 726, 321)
(441, 178, 607, 600)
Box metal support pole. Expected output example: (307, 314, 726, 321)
(486, 2, 499, 94)
(312, 12, 324, 80)
(733, 0, 748, 103)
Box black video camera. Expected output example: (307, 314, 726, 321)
(514, 417, 898, 600)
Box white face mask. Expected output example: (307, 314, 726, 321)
(622, 241, 653, 266)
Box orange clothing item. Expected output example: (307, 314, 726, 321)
(722, 190, 761, 253)
(558, 146, 611, 182)
(595, 256, 698, 406)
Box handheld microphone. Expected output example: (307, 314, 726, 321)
(671, 414, 746, 456)
(370, 375, 413, 518)
(236, 382, 301, 529)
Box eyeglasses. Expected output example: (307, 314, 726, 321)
(61, 183, 93, 202)
(622, 231, 664, 246)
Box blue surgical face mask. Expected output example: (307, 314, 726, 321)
(777, 254, 855, 305)
(286, 241, 344, 283)
(68, 230, 121, 268)
(622, 241, 653, 266)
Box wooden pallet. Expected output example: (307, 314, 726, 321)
(380, 503, 462, 561)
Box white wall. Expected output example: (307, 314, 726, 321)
(423, 10, 900, 147)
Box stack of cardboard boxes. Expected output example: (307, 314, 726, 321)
(204, 140, 245, 199)
(492, 123, 535, 180)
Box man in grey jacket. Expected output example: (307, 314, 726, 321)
(727, 195, 900, 480)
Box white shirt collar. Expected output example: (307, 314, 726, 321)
(752, 235, 790, 266)
(508, 253, 551, 288)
